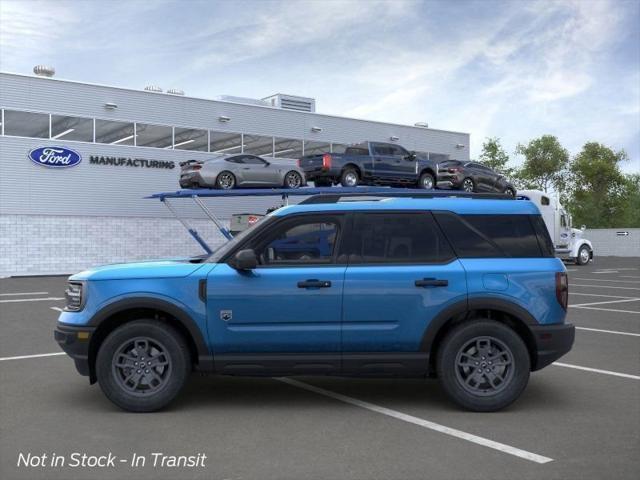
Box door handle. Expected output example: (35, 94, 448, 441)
(415, 278, 448, 287)
(297, 279, 332, 288)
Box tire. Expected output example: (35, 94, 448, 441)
(436, 320, 530, 412)
(418, 172, 435, 190)
(504, 187, 516, 197)
(340, 168, 359, 187)
(284, 171, 303, 189)
(96, 320, 191, 412)
(462, 177, 475, 193)
(216, 171, 236, 190)
(314, 178, 332, 187)
(576, 245, 590, 265)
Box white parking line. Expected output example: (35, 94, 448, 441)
(573, 278, 640, 284)
(0, 291, 49, 296)
(277, 377, 553, 464)
(570, 284, 640, 291)
(553, 362, 640, 380)
(50, 307, 64, 312)
(620, 275, 640, 279)
(570, 298, 640, 307)
(571, 305, 640, 314)
(0, 352, 65, 362)
(593, 270, 619, 274)
(0, 297, 64, 303)
(570, 292, 638, 299)
(575, 327, 640, 337)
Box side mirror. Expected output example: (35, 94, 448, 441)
(230, 249, 258, 271)
(406, 152, 416, 161)
(581, 225, 586, 231)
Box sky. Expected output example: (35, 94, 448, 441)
(1, 0, 638, 173)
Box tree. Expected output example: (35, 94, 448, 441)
(479, 137, 510, 172)
(618, 174, 640, 228)
(566, 142, 629, 228)
(515, 135, 569, 193)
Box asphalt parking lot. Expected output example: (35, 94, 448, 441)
(1, 257, 639, 480)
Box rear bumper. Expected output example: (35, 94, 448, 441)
(436, 174, 463, 189)
(530, 323, 575, 371)
(179, 172, 207, 188)
(54, 323, 95, 377)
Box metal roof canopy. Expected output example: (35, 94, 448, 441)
(147, 187, 512, 254)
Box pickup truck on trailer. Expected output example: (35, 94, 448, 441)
(298, 141, 439, 189)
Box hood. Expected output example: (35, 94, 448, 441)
(70, 259, 208, 281)
(572, 228, 584, 239)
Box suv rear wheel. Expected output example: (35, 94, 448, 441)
(96, 320, 191, 412)
(462, 177, 475, 192)
(437, 320, 530, 411)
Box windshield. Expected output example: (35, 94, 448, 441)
(206, 215, 274, 263)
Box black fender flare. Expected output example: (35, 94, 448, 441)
(420, 297, 538, 353)
(87, 297, 211, 369)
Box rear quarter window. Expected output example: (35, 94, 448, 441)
(434, 213, 545, 258)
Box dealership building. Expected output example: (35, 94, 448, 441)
(0, 69, 470, 276)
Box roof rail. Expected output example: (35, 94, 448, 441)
(299, 191, 512, 205)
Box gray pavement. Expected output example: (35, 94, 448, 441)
(1, 257, 639, 480)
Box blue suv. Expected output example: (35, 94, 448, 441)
(55, 193, 574, 412)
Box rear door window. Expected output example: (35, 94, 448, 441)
(435, 213, 545, 258)
(345, 212, 454, 264)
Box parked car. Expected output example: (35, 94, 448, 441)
(518, 190, 593, 265)
(437, 160, 516, 196)
(55, 192, 574, 412)
(298, 141, 438, 189)
(179, 154, 306, 189)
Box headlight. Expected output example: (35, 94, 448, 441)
(64, 282, 84, 311)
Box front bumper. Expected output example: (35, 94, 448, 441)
(54, 324, 95, 377)
(530, 323, 575, 370)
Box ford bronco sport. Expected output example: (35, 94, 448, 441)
(55, 192, 574, 412)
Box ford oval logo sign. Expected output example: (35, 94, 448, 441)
(28, 146, 82, 168)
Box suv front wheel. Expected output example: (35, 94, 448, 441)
(436, 320, 530, 412)
(96, 320, 191, 412)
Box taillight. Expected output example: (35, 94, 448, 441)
(322, 153, 332, 170)
(448, 167, 460, 173)
(297, 158, 301, 167)
(556, 272, 568, 310)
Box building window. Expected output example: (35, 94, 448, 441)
(273, 137, 303, 159)
(210, 131, 243, 154)
(303, 140, 331, 156)
(135, 123, 173, 149)
(3, 110, 49, 138)
(243, 134, 274, 156)
(51, 115, 94, 142)
(173, 127, 208, 151)
(95, 119, 135, 145)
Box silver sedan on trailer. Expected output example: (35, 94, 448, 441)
(179, 154, 307, 189)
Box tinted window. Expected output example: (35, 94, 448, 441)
(434, 213, 501, 258)
(541, 196, 550, 206)
(345, 147, 369, 156)
(225, 156, 244, 164)
(372, 144, 394, 155)
(530, 215, 555, 257)
(435, 213, 543, 258)
(388, 145, 409, 157)
(254, 218, 340, 266)
(347, 213, 454, 264)
(242, 155, 267, 165)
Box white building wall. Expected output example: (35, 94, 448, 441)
(586, 228, 640, 257)
(0, 215, 230, 277)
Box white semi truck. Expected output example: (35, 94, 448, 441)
(518, 190, 593, 265)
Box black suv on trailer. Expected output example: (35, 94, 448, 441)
(299, 141, 438, 189)
(437, 160, 516, 196)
